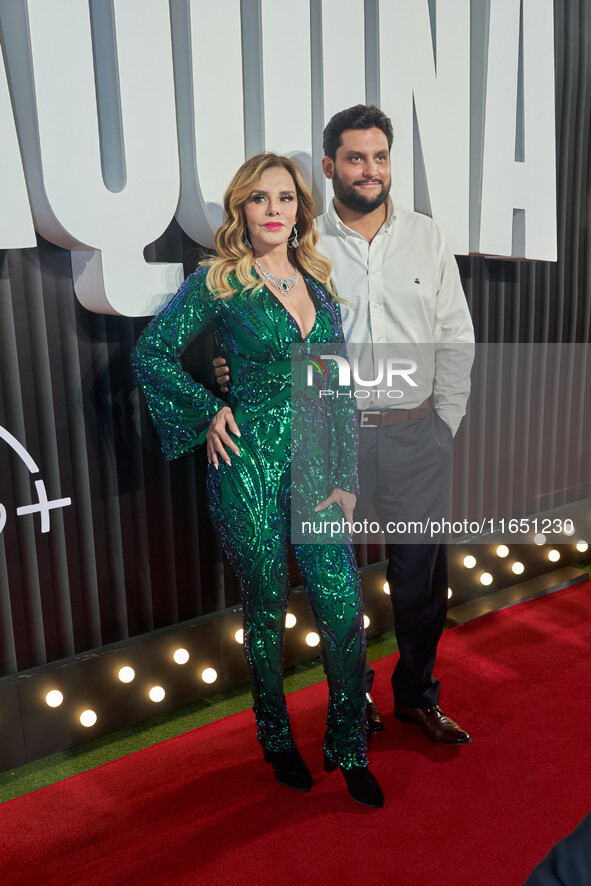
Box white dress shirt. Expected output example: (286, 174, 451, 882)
(315, 199, 475, 435)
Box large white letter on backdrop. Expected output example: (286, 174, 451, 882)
(379, 0, 470, 254)
(172, 0, 245, 247)
(260, 0, 312, 179)
(26, 0, 182, 315)
(0, 42, 35, 248)
(479, 0, 557, 259)
(316, 0, 366, 207)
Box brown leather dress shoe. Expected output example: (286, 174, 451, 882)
(394, 704, 471, 744)
(365, 694, 386, 735)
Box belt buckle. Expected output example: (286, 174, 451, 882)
(359, 411, 381, 428)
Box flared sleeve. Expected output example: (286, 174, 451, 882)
(131, 267, 226, 459)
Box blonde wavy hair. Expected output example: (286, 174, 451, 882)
(202, 153, 335, 300)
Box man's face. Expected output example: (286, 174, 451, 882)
(322, 127, 391, 214)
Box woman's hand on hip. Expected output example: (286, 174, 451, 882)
(206, 407, 241, 469)
(314, 488, 357, 526)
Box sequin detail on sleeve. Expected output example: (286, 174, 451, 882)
(131, 268, 226, 459)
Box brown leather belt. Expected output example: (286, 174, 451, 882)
(357, 401, 430, 428)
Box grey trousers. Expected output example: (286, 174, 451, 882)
(355, 409, 453, 708)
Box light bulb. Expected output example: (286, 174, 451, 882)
(234, 629, 244, 644)
(511, 561, 525, 575)
(118, 666, 135, 683)
(463, 555, 476, 569)
(496, 545, 509, 558)
(576, 541, 589, 552)
(305, 632, 320, 647)
(285, 613, 297, 628)
(383, 581, 390, 595)
(45, 690, 63, 708)
(173, 648, 190, 664)
(149, 686, 166, 702)
(548, 549, 560, 562)
(80, 710, 97, 727)
(201, 668, 218, 684)
(480, 572, 493, 586)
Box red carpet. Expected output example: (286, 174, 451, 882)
(2, 582, 591, 886)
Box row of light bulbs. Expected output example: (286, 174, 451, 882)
(43, 645, 220, 727)
(460, 542, 588, 587)
(381, 541, 590, 598)
(234, 612, 371, 648)
(42, 612, 373, 729)
(41, 541, 588, 729)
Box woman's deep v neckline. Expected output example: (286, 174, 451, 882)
(267, 278, 318, 341)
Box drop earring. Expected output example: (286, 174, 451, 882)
(289, 226, 299, 248)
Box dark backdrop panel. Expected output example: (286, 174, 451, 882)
(0, 227, 240, 677)
(0, 0, 589, 677)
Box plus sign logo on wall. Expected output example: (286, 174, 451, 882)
(0, 425, 71, 534)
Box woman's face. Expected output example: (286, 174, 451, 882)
(243, 166, 298, 256)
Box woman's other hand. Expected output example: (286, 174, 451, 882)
(314, 488, 357, 527)
(213, 356, 230, 393)
(206, 407, 241, 468)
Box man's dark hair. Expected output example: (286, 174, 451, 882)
(322, 104, 394, 160)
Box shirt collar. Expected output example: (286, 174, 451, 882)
(327, 197, 395, 239)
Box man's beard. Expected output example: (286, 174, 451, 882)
(332, 169, 391, 214)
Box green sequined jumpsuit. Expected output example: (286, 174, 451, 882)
(132, 266, 367, 768)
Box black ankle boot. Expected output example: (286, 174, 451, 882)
(323, 755, 384, 808)
(263, 746, 313, 792)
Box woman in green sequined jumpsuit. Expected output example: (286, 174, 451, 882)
(132, 154, 383, 807)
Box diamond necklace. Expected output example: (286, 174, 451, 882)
(254, 258, 299, 295)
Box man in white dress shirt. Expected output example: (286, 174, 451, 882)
(317, 105, 474, 742)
